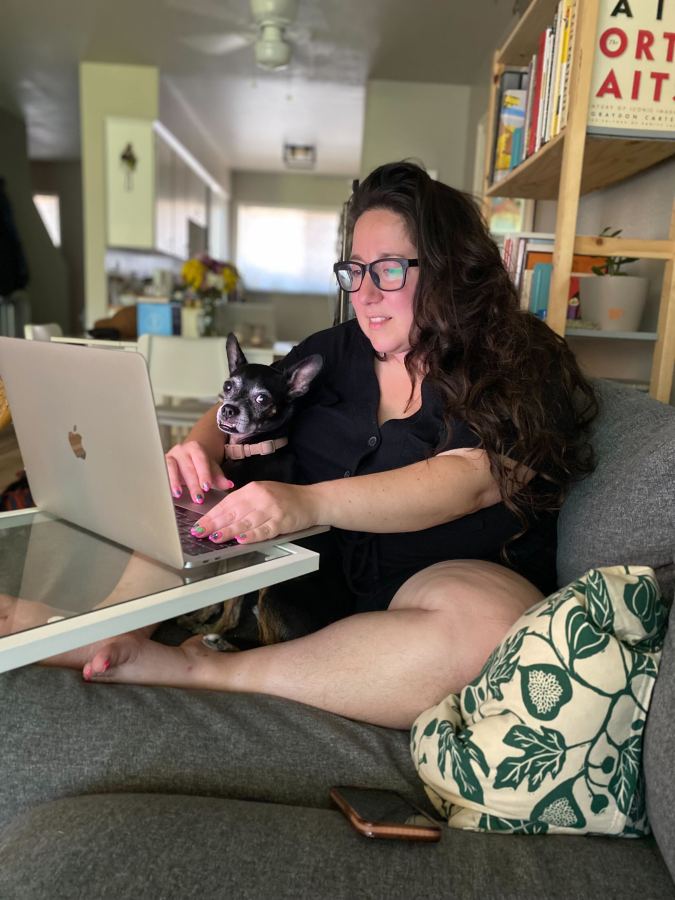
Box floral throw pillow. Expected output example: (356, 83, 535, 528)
(410, 566, 667, 836)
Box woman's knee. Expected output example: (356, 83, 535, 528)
(390, 559, 543, 622)
(388, 561, 543, 692)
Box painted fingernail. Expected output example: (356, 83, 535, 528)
(209, 532, 221, 542)
(191, 525, 206, 536)
(236, 534, 247, 543)
(195, 494, 204, 504)
(101, 659, 110, 672)
(83, 664, 92, 681)
(173, 487, 182, 498)
(202, 482, 210, 492)
(226, 480, 235, 489)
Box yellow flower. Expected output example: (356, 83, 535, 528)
(181, 259, 206, 291)
(221, 265, 238, 293)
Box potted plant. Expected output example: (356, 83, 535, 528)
(578, 227, 648, 332)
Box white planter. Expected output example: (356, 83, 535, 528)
(578, 275, 648, 332)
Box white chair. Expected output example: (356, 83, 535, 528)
(136, 334, 229, 440)
(24, 322, 63, 341)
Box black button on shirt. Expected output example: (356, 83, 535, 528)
(275, 319, 558, 609)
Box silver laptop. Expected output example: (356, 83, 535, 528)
(0, 337, 318, 569)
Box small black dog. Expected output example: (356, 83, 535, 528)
(178, 332, 324, 650)
(216, 332, 322, 487)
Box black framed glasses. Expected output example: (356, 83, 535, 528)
(333, 257, 419, 293)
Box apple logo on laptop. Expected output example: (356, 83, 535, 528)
(68, 425, 86, 460)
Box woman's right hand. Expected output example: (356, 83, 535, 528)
(165, 440, 233, 504)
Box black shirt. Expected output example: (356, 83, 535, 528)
(277, 319, 557, 610)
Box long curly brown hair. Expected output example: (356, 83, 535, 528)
(347, 161, 598, 524)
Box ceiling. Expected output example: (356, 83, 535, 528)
(1, 0, 521, 179)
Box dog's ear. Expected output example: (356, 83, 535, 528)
(226, 332, 247, 375)
(286, 354, 323, 398)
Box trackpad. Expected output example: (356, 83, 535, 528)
(174, 489, 230, 516)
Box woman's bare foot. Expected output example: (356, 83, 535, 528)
(82, 634, 213, 689)
(37, 624, 157, 671)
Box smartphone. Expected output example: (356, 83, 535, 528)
(329, 786, 442, 842)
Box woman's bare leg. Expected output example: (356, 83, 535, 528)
(39, 552, 183, 669)
(81, 560, 542, 728)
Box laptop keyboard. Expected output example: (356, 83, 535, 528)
(174, 505, 238, 556)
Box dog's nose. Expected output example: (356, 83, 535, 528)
(222, 404, 238, 419)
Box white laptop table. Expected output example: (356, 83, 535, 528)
(0, 508, 320, 674)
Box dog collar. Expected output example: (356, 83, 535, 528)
(223, 437, 289, 460)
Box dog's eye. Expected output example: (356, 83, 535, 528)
(254, 394, 268, 405)
(223, 382, 233, 394)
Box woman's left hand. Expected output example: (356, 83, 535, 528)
(190, 481, 319, 546)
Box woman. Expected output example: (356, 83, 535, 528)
(64, 161, 596, 730)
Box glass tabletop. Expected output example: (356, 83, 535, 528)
(0, 509, 290, 642)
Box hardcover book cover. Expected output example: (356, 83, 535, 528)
(587, 0, 675, 138)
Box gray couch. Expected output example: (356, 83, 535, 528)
(0, 380, 673, 900)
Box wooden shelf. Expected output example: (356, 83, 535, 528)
(604, 378, 650, 392)
(483, 0, 675, 401)
(565, 329, 658, 341)
(487, 134, 675, 200)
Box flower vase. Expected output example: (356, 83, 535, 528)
(199, 293, 219, 337)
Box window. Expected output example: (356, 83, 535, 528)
(236, 205, 340, 294)
(33, 194, 61, 247)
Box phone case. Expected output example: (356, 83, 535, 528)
(329, 787, 442, 842)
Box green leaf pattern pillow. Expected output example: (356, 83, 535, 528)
(410, 566, 667, 836)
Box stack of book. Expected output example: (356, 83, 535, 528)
(501, 231, 606, 320)
(491, 0, 576, 178)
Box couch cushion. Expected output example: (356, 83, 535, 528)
(645, 599, 675, 882)
(0, 793, 673, 900)
(411, 566, 666, 835)
(557, 380, 675, 599)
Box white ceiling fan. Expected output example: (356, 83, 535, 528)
(172, 0, 308, 71)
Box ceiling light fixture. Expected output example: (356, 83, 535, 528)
(283, 143, 316, 169)
(255, 23, 292, 70)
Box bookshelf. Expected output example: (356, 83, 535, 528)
(482, 0, 675, 402)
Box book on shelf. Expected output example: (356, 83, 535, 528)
(520, 56, 537, 167)
(501, 231, 555, 284)
(530, 263, 553, 318)
(490, 66, 528, 181)
(493, 89, 528, 182)
(523, 250, 607, 274)
(547, 0, 569, 140)
(556, 0, 575, 133)
(524, 266, 596, 320)
(529, 29, 548, 155)
(539, 18, 560, 146)
(587, 0, 675, 138)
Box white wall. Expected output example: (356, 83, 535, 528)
(360, 80, 472, 188)
(80, 62, 159, 328)
(159, 79, 232, 198)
